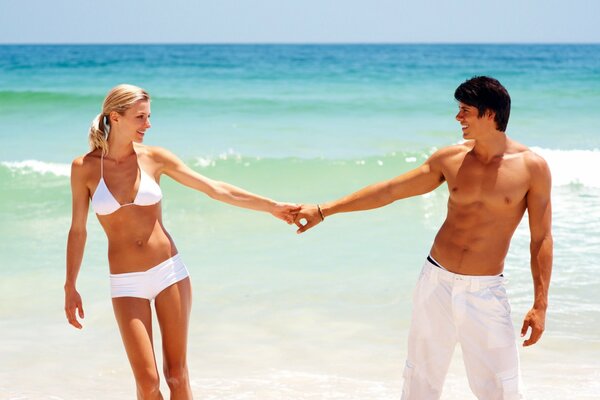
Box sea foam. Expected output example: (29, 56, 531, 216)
(531, 147, 600, 188)
(1, 160, 70, 177)
(2, 148, 599, 188)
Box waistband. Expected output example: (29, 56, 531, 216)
(427, 254, 446, 270)
(110, 253, 183, 278)
(423, 256, 505, 290)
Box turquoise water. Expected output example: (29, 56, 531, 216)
(1, 44, 600, 399)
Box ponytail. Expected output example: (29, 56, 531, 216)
(88, 113, 109, 155)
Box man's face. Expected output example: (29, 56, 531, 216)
(455, 102, 495, 139)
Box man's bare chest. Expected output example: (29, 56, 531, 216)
(444, 157, 530, 209)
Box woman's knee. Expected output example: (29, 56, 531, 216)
(163, 363, 189, 389)
(134, 369, 161, 398)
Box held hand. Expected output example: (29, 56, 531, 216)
(294, 204, 324, 234)
(271, 202, 301, 224)
(520, 307, 546, 346)
(64, 287, 85, 329)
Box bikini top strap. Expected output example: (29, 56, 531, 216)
(100, 153, 104, 178)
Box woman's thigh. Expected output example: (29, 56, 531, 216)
(112, 297, 160, 380)
(154, 277, 192, 367)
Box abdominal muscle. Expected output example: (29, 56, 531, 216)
(429, 200, 526, 276)
(97, 204, 178, 274)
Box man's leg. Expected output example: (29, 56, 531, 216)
(402, 263, 458, 400)
(458, 282, 523, 400)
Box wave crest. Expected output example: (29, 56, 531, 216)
(1, 160, 70, 177)
(531, 147, 600, 188)
(2, 148, 599, 188)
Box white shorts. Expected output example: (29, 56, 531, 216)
(402, 256, 523, 400)
(109, 254, 190, 300)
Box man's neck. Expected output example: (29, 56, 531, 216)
(471, 131, 508, 163)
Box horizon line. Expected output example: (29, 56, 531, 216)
(1, 41, 599, 46)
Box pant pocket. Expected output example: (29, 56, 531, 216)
(488, 285, 512, 317)
(412, 269, 437, 305)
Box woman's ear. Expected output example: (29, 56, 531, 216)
(109, 111, 120, 125)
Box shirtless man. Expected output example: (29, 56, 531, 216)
(294, 76, 552, 400)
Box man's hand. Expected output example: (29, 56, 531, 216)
(294, 204, 324, 233)
(520, 307, 546, 346)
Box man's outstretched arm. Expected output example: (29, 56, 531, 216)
(521, 154, 553, 346)
(295, 151, 446, 233)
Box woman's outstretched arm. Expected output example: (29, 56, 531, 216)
(154, 147, 299, 223)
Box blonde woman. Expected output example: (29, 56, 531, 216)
(65, 84, 299, 399)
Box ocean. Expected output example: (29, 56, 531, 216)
(1, 44, 599, 399)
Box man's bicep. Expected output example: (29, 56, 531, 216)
(527, 160, 552, 240)
(387, 161, 445, 199)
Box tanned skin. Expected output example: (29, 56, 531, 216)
(294, 102, 552, 347)
(66, 99, 299, 399)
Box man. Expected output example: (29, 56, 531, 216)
(294, 76, 552, 400)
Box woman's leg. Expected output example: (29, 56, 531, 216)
(112, 297, 164, 400)
(155, 277, 193, 400)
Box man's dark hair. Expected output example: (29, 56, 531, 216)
(454, 76, 511, 132)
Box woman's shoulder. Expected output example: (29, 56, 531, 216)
(71, 150, 101, 176)
(136, 144, 180, 163)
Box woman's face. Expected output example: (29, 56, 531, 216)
(111, 100, 151, 143)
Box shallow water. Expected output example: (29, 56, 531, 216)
(1, 44, 599, 399)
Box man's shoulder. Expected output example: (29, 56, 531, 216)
(432, 142, 472, 158)
(524, 150, 551, 178)
(506, 140, 547, 165)
(507, 142, 551, 181)
(425, 143, 471, 166)
(511, 142, 548, 169)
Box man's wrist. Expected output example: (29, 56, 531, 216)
(320, 203, 333, 218)
(316, 204, 325, 221)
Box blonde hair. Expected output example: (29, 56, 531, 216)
(88, 84, 150, 155)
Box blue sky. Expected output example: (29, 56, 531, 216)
(1, 0, 599, 44)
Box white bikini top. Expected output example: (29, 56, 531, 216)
(91, 154, 162, 215)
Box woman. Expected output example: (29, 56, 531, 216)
(64, 84, 299, 399)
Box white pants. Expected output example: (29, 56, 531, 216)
(402, 257, 523, 400)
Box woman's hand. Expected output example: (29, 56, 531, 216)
(64, 286, 85, 329)
(271, 202, 301, 224)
